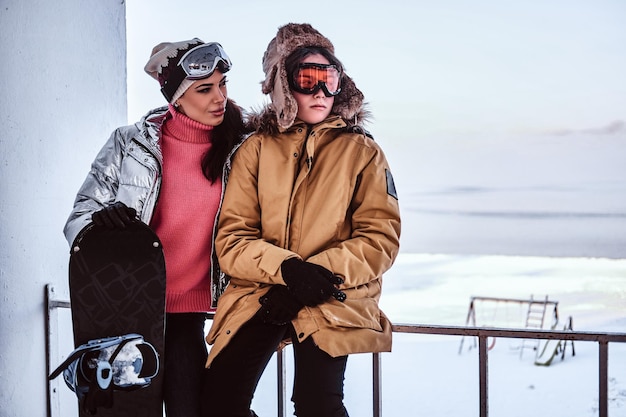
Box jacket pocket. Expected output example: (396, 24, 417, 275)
(206, 281, 262, 343)
(317, 297, 383, 332)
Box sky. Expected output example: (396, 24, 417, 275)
(126, 0, 626, 140)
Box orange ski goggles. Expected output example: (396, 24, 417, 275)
(290, 63, 342, 97)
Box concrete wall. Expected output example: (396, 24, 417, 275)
(0, 1, 127, 415)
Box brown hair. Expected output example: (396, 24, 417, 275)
(201, 99, 251, 182)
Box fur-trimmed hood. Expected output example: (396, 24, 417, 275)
(257, 23, 368, 132)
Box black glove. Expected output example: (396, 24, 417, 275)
(256, 285, 304, 325)
(280, 258, 346, 306)
(92, 202, 138, 229)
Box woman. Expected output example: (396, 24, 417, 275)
(64, 38, 250, 417)
(202, 23, 401, 417)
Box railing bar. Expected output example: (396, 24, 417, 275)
(48, 300, 71, 309)
(599, 340, 608, 417)
(478, 335, 488, 417)
(392, 324, 626, 343)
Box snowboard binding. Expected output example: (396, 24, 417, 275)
(50, 333, 159, 414)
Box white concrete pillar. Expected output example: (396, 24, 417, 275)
(0, 1, 127, 415)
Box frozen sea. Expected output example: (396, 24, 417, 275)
(389, 130, 626, 260)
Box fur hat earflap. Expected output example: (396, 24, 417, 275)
(261, 23, 364, 130)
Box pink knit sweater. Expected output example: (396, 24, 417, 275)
(150, 107, 221, 313)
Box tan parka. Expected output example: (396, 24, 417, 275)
(205, 115, 401, 366)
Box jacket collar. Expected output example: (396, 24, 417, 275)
(250, 105, 368, 136)
(285, 115, 346, 134)
(132, 106, 169, 149)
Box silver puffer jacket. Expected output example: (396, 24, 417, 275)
(64, 106, 232, 307)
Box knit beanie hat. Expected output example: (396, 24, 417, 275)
(261, 23, 364, 130)
(144, 38, 205, 103)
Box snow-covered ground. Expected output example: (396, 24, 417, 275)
(250, 254, 626, 416)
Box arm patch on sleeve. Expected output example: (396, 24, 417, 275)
(386, 169, 398, 200)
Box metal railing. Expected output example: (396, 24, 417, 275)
(376, 324, 626, 417)
(46, 284, 626, 417)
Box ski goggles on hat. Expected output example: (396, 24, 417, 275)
(161, 42, 232, 102)
(290, 63, 342, 97)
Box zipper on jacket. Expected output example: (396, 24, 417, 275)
(285, 125, 313, 249)
(130, 138, 163, 224)
(295, 125, 312, 177)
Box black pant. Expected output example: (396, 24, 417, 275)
(164, 312, 208, 417)
(202, 315, 349, 417)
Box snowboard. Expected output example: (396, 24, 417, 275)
(60, 221, 166, 416)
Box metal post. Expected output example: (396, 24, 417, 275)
(45, 284, 71, 417)
(373, 352, 382, 417)
(277, 347, 287, 417)
(599, 340, 608, 417)
(478, 335, 488, 417)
